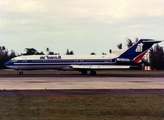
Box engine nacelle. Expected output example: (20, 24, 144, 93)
(116, 58, 131, 63)
(115, 58, 134, 65)
(116, 58, 143, 65)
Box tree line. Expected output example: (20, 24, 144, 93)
(0, 38, 164, 70)
(0, 47, 74, 69)
(0, 46, 16, 69)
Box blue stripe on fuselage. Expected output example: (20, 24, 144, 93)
(6, 59, 117, 67)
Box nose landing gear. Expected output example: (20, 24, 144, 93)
(19, 70, 23, 75)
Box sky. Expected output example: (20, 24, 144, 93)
(0, 0, 164, 55)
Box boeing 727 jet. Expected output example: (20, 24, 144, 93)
(5, 39, 161, 75)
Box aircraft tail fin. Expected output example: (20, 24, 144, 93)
(117, 39, 161, 63)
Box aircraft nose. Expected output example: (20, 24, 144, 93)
(5, 60, 12, 67)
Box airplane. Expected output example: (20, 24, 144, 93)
(5, 39, 161, 75)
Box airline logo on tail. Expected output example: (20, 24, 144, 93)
(135, 43, 144, 52)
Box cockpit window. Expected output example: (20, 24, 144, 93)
(12, 59, 17, 62)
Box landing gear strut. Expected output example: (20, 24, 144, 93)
(81, 70, 97, 75)
(19, 70, 23, 75)
(90, 70, 96, 75)
(81, 70, 87, 75)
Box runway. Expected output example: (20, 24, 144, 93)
(0, 75, 164, 90)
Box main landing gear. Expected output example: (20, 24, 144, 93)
(81, 70, 87, 75)
(81, 70, 97, 75)
(19, 70, 23, 75)
(90, 70, 96, 75)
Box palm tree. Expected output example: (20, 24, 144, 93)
(66, 49, 74, 55)
(46, 48, 50, 54)
(126, 37, 139, 48)
(2, 46, 5, 50)
(66, 49, 70, 55)
(117, 43, 122, 49)
(126, 38, 133, 48)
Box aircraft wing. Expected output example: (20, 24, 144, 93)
(70, 65, 130, 70)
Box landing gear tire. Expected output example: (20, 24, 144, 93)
(81, 70, 87, 75)
(90, 70, 96, 75)
(19, 70, 23, 75)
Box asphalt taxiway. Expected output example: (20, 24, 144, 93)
(0, 75, 164, 90)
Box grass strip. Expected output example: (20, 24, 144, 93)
(0, 94, 164, 120)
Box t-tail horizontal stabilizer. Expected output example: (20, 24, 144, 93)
(117, 39, 161, 63)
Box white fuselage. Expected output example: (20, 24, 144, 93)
(5, 54, 131, 70)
